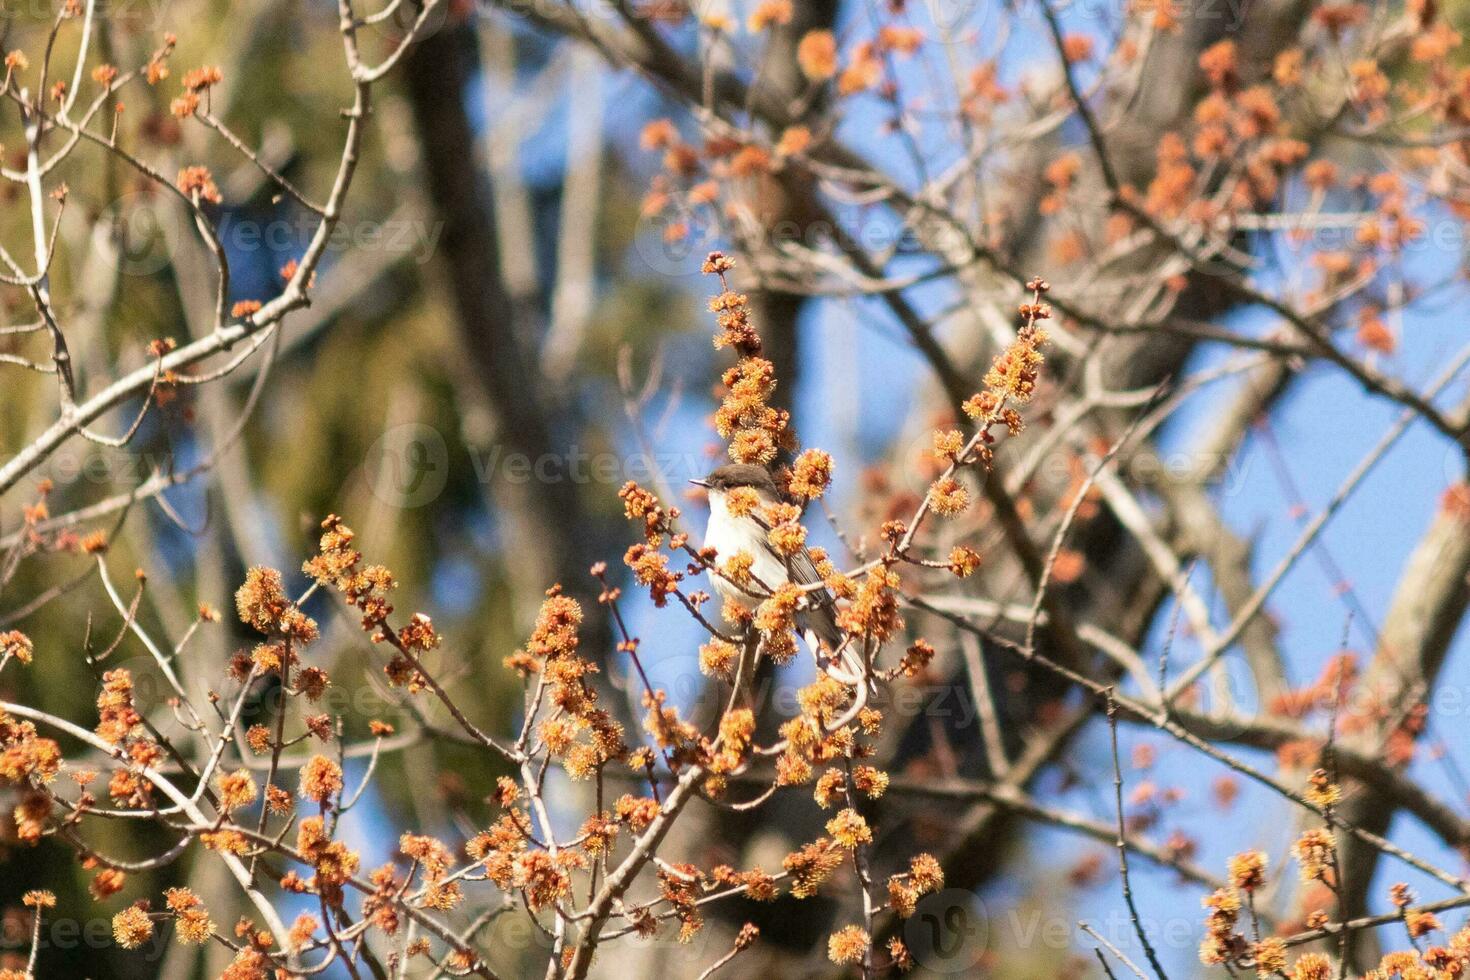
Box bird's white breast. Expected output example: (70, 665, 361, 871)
(704, 492, 786, 612)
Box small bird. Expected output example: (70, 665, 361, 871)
(691, 463, 863, 689)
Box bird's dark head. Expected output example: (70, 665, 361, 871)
(691, 463, 778, 496)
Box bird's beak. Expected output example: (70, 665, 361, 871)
(689, 478, 710, 488)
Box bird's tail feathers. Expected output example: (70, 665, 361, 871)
(801, 613, 875, 692)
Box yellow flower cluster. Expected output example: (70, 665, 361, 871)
(703, 254, 794, 465)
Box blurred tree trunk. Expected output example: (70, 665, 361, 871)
(742, 0, 837, 421)
(402, 26, 610, 638)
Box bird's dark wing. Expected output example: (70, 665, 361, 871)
(750, 510, 842, 651)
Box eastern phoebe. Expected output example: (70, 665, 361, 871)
(691, 463, 863, 687)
